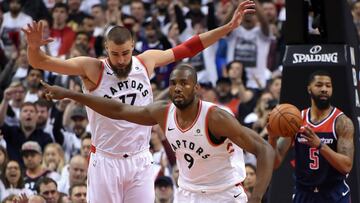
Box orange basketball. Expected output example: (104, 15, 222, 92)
(267, 103, 302, 137)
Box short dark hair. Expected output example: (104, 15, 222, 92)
(20, 102, 37, 112)
(91, 4, 105, 11)
(106, 26, 133, 45)
(35, 98, 52, 110)
(52, 3, 69, 13)
(245, 163, 256, 172)
(308, 70, 332, 85)
(27, 66, 44, 78)
(69, 182, 87, 196)
(172, 63, 198, 84)
(216, 77, 232, 86)
(36, 177, 57, 194)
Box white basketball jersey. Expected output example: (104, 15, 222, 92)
(165, 100, 245, 193)
(84, 56, 153, 154)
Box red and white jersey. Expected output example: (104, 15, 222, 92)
(165, 100, 245, 193)
(83, 56, 153, 154)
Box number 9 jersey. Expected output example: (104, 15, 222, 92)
(165, 100, 246, 193)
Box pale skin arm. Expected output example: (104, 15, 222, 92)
(21, 21, 101, 84)
(137, 0, 256, 72)
(208, 107, 275, 203)
(300, 114, 354, 174)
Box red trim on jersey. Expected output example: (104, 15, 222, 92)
(304, 107, 343, 133)
(174, 100, 202, 133)
(89, 61, 104, 92)
(163, 103, 172, 136)
(205, 105, 224, 147)
(135, 56, 150, 78)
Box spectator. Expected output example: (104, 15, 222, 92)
(58, 155, 87, 195)
(49, 3, 76, 57)
(22, 141, 58, 192)
(42, 143, 65, 182)
(0, 0, 32, 57)
(1, 81, 25, 127)
(55, 106, 86, 160)
(35, 99, 54, 140)
(67, 0, 88, 31)
(225, 61, 254, 103)
(0, 146, 8, 176)
(79, 134, 91, 160)
(0, 160, 33, 200)
(226, 0, 272, 90)
(24, 68, 44, 103)
(90, 4, 107, 37)
(36, 177, 65, 203)
(243, 163, 257, 199)
(155, 176, 174, 203)
(69, 183, 87, 203)
(0, 102, 52, 163)
(215, 77, 241, 116)
(266, 75, 282, 102)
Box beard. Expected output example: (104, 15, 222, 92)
(112, 60, 132, 79)
(172, 95, 195, 110)
(74, 126, 86, 137)
(310, 92, 331, 110)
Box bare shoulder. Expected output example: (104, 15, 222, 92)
(208, 106, 234, 122)
(335, 114, 354, 138)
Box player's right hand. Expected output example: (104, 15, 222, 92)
(40, 80, 69, 101)
(21, 21, 54, 49)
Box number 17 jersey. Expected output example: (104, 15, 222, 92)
(165, 100, 245, 193)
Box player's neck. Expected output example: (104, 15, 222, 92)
(310, 105, 333, 122)
(176, 99, 200, 126)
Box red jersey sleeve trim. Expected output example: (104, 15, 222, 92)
(89, 61, 104, 92)
(135, 56, 150, 78)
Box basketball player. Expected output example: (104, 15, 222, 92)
(40, 64, 275, 203)
(21, 1, 256, 202)
(268, 71, 354, 203)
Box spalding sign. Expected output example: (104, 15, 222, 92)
(292, 45, 338, 64)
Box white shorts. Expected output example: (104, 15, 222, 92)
(87, 147, 155, 203)
(175, 184, 247, 203)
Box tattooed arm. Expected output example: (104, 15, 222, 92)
(320, 114, 354, 174)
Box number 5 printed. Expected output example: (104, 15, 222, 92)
(309, 148, 319, 170)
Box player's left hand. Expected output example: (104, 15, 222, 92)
(228, 0, 256, 30)
(299, 125, 321, 148)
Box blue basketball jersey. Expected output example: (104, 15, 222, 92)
(294, 107, 346, 187)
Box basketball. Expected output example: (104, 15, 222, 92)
(267, 103, 302, 137)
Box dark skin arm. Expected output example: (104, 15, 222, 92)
(267, 135, 293, 169)
(40, 80, 168, 126)
(209, 107, 275, 203)
(300, 114, 354, 174)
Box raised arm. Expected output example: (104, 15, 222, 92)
(138, 0, 255, 71)
(22, 21, 99, 78)
(208, 107, 274, 203)
(267, 135, 293, 169)
(41, 81, 165, 126)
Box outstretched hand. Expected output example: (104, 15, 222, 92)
(228, 0, 256, 30)
(40, 80, 70, 101)
(21, 21, 54, 49)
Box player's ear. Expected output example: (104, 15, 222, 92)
(307, 87, 311, 94)
(194, 83, 200, 92)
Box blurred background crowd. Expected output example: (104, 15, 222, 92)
(0, 0, 358, 202)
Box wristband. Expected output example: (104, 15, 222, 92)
(172, 35, 205, 61)
(317, 141, 324, 150)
